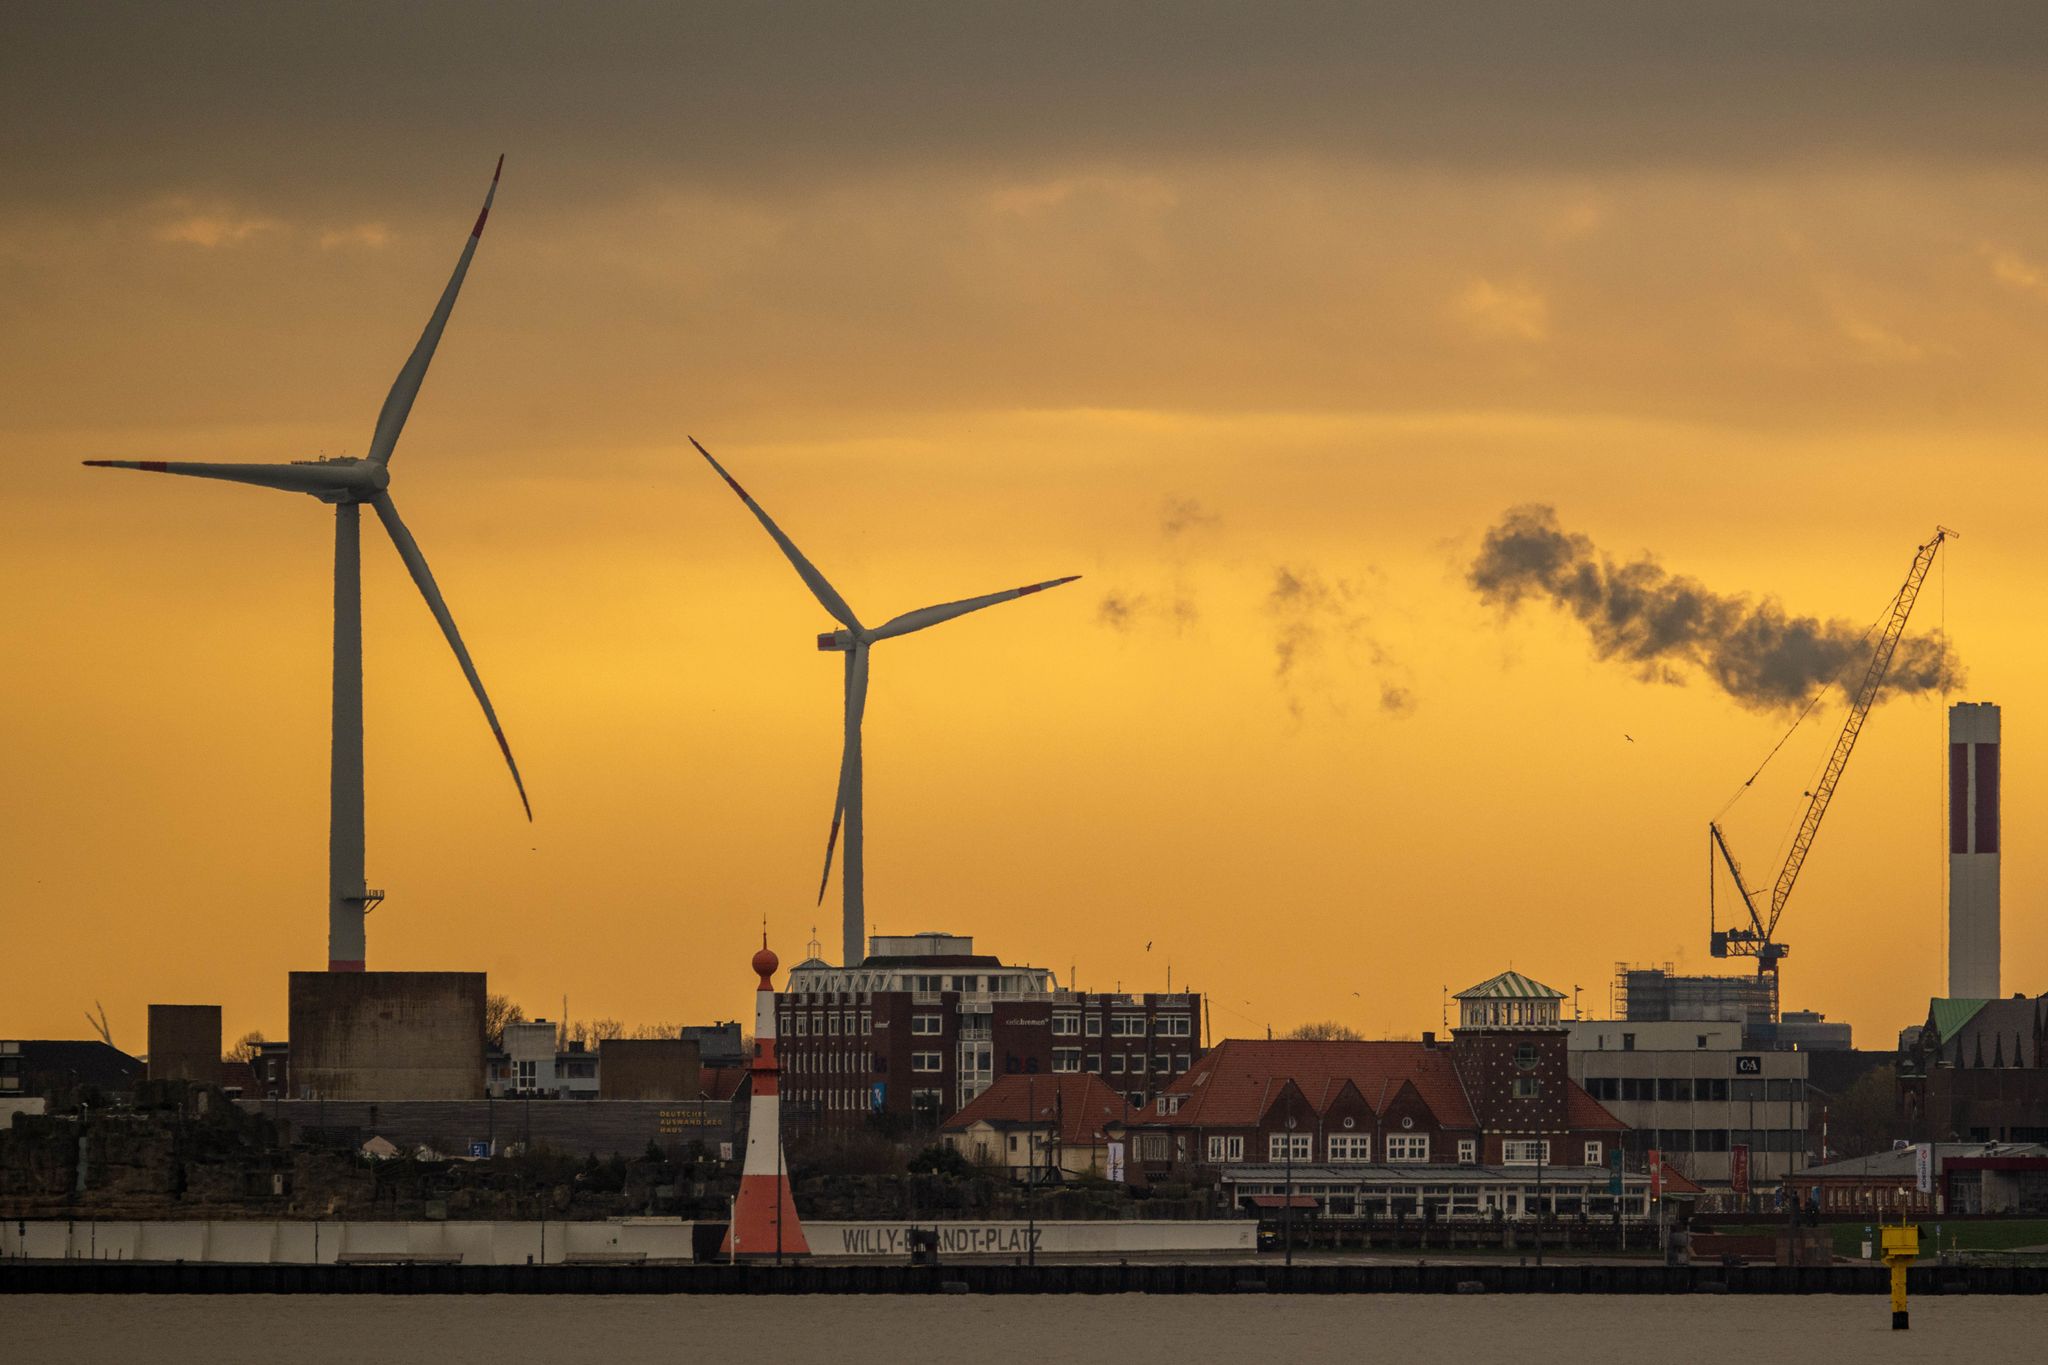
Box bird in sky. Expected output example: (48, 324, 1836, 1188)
(1145, 941, 1152, 951)
(1624, 734, 1635, 742)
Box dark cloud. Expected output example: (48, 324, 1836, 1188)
(1468, 504, 1963, 711)
(1266, 565, 1414, 719)
(8, 3, 2048, 215)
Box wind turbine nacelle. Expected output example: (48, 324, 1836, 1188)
(817, 629, 854, 652)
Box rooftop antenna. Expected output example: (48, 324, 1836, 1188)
(807, 925, 822, 962)
(84, 1001, 113, 1047)
(1441, 986, 1448, 1031)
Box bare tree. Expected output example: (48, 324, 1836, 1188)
(485, 994, 526, 1049)
(1286, 1020, 1364, 1041)
(223, 1030, 266, 1064)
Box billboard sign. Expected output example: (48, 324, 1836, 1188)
(870, 1081, 887, 1113)
(1106, 1140, 1126, 1184)
(1915, 1143, 1933, 1194)
(1735, 1055, 1763, 1075)
(1648, 1148, 1663, 1199)
(1730, 1143, 1750, 1196)
(1607, 1145, 1624, 1196)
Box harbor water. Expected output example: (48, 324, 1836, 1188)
(9, 1294, 2038, 1364)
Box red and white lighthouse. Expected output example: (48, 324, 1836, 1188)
(722, 939, 809, 1259)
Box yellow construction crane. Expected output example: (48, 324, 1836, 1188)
(1709, 527, 1954, 1019)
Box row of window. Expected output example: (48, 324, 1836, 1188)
(784, 1011, 872, 1038)
(1050, 1049, 1194, 1076)
(1200, 1136, 1607, 1167)
(1581, 1077, 1806, 1103)
(1050, 1013, 1194, 1038)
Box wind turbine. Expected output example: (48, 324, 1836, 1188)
(691, 438, 1078, 967)
(86, 157, 529, 972)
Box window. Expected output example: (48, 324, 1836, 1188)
(1502, 1140, 1551, 1165)
(1154, 1054, 1171, 1076)
(1696, 1035, 1709, 1049)
(1130, 1055, 1147, 1074)
(911, 1014, 943, 1035)
(1732, 1079, 1765, 1102)
(1085, 1055, 1102, 1073)
(1109, 1054, 1125, 1074)
(1621, 1078, 1654, 1102)
(828, 1013, 840, 1036)
(1621, 1033, 1635, 1052)
(1110, 1015, 1145, 1037)
(1388, 1135, 1430, 1162)
(1084, 1015, 1103, 1037)
(1584, 1142, 1604, 1166)
(1128, 1092, 1146, 1110)
(911, 1052, 943, 1072)
(1052, 1013, 1080, 1036)
(1268, 1133, 1312, 1162)
(1514, 1044, 1538, 1071)
(794, 1015, 808, 1037)
(1699, 1078, 1728, 1102)
(1513, 1076, 1542, 1099)
(860, 1011, 871, 1035)
(1329, 1135, 1371, 1162)
(1176, 1053, 1191, 1073)
(1052, 1048, 1081, 1073)
(1657, 1078, 1691, 1102)
(1208, 1135, 1245, 1162)
(1457, 1139, 1477, 1164)
(1160, 1015, 1192, 1037)
(778, 1014, 791, 1037)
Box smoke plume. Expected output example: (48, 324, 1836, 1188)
(1266, 565, 1416, 718)
(1468, 504, 1962, 712)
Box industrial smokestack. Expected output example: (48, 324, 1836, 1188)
(1949, 702, 2001, 999)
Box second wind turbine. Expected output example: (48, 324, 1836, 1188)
(692, 438, 1079, 967)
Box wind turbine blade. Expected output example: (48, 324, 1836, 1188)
(870, 574, 1081, 641)
(82, 460, 374, 498)
(366, 156, 503, 468)
(371, 492, 532, 819)
(816, 797, 844, 906)
(689, 437, 862, 632)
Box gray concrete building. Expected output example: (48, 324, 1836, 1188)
(1568, 1020, 1810, 1206)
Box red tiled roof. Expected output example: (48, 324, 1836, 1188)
(1151, 1039, 1478, 1130)
(1567, 1082, 1626, 1132)
(941, 1073, 1134, 1146)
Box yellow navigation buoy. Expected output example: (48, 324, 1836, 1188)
(1880, 1219, 1919, 1330)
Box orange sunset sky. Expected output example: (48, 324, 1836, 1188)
(6, 5, 2048, 1051)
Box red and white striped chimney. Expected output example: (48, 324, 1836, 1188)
(721, 939, 809, 1259)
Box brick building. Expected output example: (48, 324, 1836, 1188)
(1898, 993, 2048, 1144)
(776, 931, 1204, 1133)
(1126, 970, 1652, 1219)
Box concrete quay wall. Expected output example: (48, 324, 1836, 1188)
(7, 1259, 2048, 1295)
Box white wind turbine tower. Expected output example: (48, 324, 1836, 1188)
(86, 158, 529, 972)
(692, 438, 1079, 967)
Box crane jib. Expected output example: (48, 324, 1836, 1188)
(1707, 528, 1952, 1001)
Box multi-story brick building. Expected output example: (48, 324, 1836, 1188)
(777, 931, 1204, 1133)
